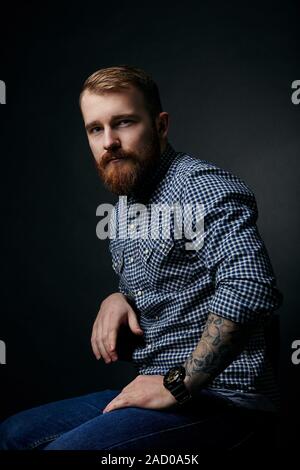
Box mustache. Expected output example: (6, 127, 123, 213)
(102, 149, 131, 166)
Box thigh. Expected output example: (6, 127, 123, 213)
(0, 389, 120, 450)
(44, 390, 256, 451)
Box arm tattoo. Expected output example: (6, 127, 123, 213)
(183, 312, 252, 394)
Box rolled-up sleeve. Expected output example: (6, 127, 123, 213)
(183, 169, 283, 324)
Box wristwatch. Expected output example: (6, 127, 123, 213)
(163, 365, 192, 404)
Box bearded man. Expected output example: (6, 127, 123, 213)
(0, 65, 282, 451)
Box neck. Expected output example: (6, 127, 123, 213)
(160, 139, 168, 155)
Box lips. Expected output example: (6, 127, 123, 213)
(108, 157, 126, 164)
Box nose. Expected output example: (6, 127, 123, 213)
(103, 127, 120, 151)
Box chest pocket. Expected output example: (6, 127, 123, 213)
(110, 242, 124, 275)
(138, 237, 193, 292)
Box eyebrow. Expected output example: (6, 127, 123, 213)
(85, 113, 140, 131)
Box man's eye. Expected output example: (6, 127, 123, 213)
(117, 120, 132, 126)
(91, 127, 102, 134)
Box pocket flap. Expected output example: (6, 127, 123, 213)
(139, 238, 174, 261)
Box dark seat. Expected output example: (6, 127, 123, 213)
(230, 314, 281, 452)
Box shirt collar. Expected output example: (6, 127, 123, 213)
(149, 141, 177, 189)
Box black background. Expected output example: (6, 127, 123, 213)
(0, 0, 299, 450)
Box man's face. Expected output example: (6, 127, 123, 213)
(81, 86, 164, 195)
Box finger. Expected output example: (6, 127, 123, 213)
(102, 314, 118, 362)
(97, 337, 112, 364)
(102, 399, 117, 413)
(95, 315, 112, 363)
(91, 321, 101, 360)
(107, 329, 118, 362)
(127, 308, 143, 335)
(103, 394, 131, 413)
(91, 334, 101, 360)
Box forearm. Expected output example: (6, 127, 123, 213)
(183, 311, 251, 395)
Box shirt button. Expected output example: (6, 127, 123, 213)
(129, 256, 134, 263)
(137, 290, 143, 296)
(155, 315, 159, 320)
(129, 223, 135, 231)
(143, 248, 149, 255)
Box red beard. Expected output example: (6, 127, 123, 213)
(94, 133, 161, 196)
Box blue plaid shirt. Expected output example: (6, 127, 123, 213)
(109, 142, 282, 407)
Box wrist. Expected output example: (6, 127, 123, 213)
(163, 366, 192, 404)
(183, 372, 211, 397)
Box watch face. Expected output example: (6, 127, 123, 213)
(165, 366, 185, 385)
(163, 366, 191, 403)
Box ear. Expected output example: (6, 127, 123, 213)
(156, 112, 169, 138)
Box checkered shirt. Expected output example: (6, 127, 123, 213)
(108, 142, 283, 403)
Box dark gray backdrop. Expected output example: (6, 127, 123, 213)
(0, 0, 299, 449)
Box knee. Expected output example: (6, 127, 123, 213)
(0, 411, 30, 450)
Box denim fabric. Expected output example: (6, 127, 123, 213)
(0, 388, 273, 451)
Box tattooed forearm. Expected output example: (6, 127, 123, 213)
(183, 312, 251, 394)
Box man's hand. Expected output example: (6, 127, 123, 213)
(102, 375, 178, 413)
(91, 292, 143, 363)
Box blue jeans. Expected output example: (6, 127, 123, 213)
(0, 388, 273, 451)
